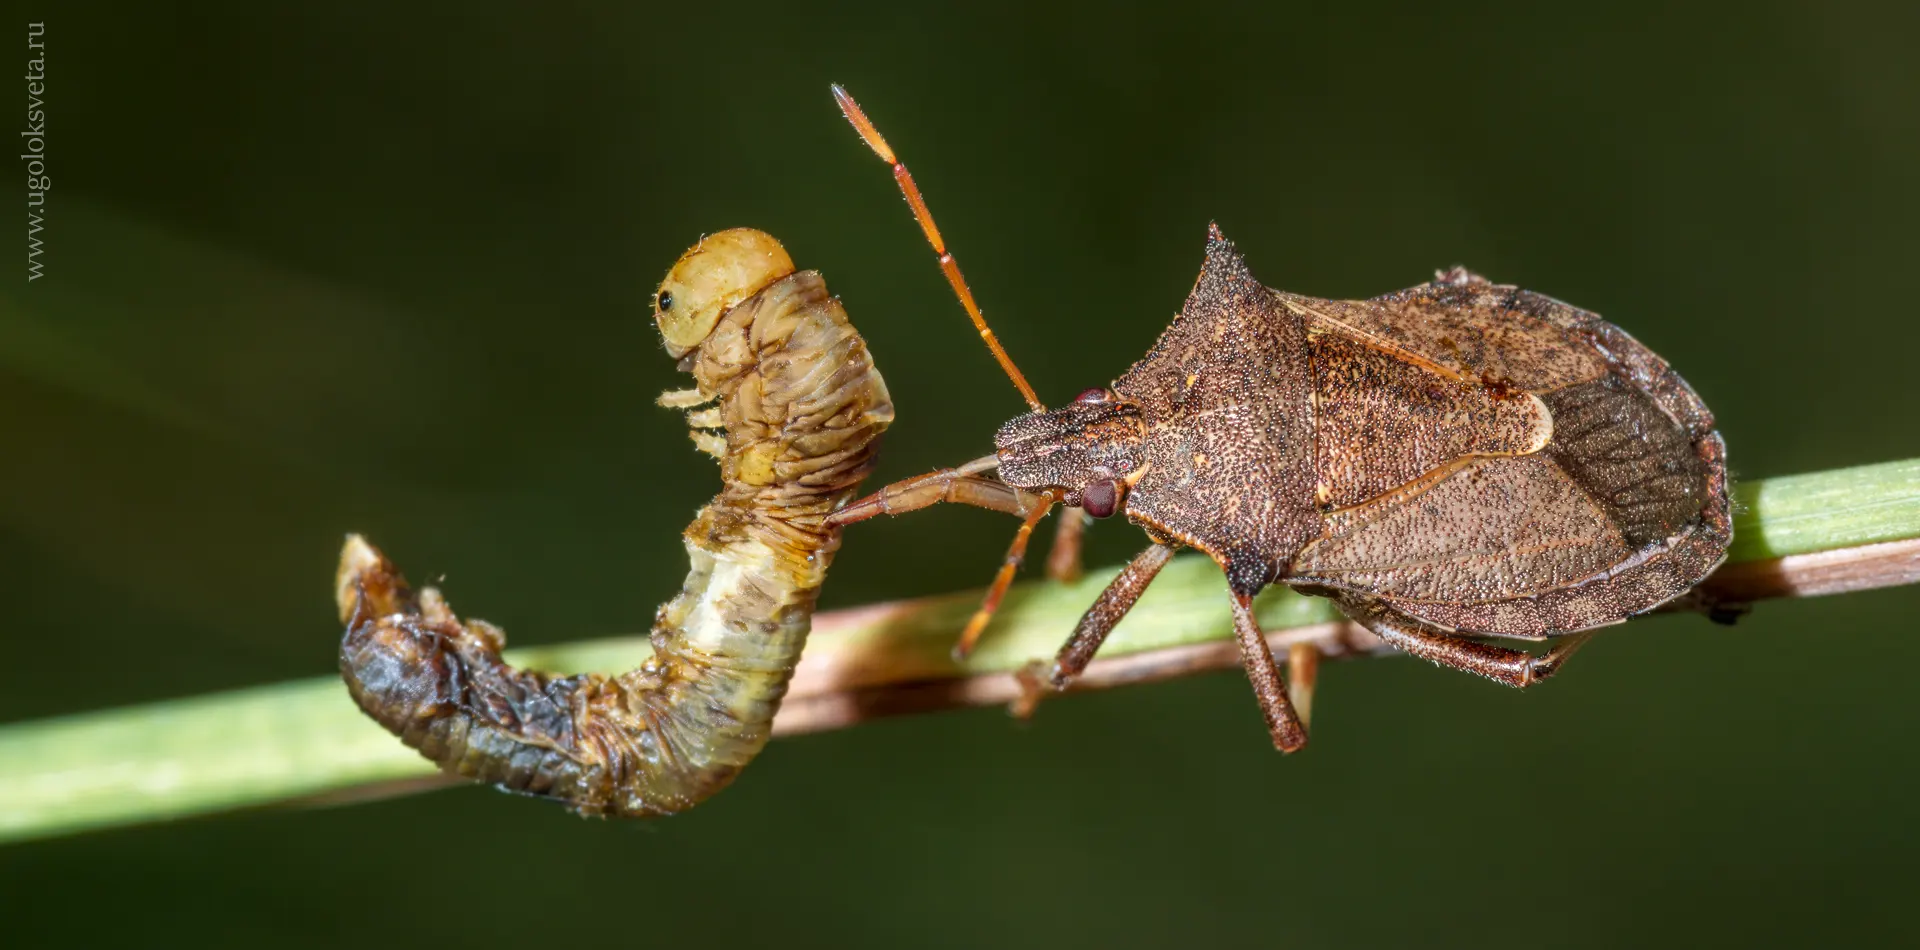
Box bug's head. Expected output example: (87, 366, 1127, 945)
(653, 228, 796, 358)
(994, 388, 1146, 519)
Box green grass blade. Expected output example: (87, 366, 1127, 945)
(2, 459, 1916, 845)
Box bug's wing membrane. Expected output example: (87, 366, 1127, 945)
(1115, 227, 1320, 593)
(1535, 374, 1711, 549)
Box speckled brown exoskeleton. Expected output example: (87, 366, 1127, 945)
(825, 86, 1731, 753)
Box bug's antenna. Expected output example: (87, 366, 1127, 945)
(832, 84, 1045, 413)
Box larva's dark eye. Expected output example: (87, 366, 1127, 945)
(1074, 387, 1109, 404)
(1081, 478, 1126, 519)
(657, 290, 675, 312)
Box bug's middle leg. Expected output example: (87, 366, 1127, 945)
(1048, 541, 1179, 685)
(1010, 540, 1177, 716)
(1333, 592, 1597, 688)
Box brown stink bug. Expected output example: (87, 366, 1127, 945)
(825, 86, 1731, 752)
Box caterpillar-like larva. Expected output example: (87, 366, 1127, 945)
(334, 228, 893, 816)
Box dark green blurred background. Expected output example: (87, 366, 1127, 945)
(5, 2, 1918, 945)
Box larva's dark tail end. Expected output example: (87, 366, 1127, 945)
(332, 535, 661, 817)
(335, 534, 418, 625)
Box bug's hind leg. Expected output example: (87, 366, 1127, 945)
(1333, 593, 1596, 689)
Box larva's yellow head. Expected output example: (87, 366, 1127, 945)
(653, 228, 796, 357)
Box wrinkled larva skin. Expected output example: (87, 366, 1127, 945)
(336, 229, 892, 816)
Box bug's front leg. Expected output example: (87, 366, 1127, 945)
(825, 461, 1050, 526)
(1333, 592, 1596, 688)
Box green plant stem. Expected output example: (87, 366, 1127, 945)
(2, 459, 1917, 845)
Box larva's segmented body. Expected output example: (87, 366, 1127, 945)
(335, 229, 892, 816)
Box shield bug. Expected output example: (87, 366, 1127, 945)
(825, 86, 1731, 753)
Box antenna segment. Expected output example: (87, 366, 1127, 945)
(832, 84, 1045, 412)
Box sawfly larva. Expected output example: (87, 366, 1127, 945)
(335, 228, 893, 816)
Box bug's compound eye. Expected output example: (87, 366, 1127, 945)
(653, 228, 796, 357)
(1073, 387, 1110, 404)
(1080, 478, 1126, 519)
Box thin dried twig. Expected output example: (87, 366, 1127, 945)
(772, 535, 1920, 736)
(1, 459, 1915, 844)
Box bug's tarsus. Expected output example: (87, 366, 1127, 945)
(1707, 604, 1749, 626)
(831, 84, 1044, 413)
(1658, 586, 1752, 626)
(1526, 630, 1596, 682)
(1010, 660, 1050, 719)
